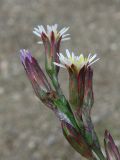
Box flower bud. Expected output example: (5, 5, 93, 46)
(20, 49, 52, 101)
(61, 121, 95, 159)
(104, 130, 120, 160)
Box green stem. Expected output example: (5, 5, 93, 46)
(51, 74, 62, 96)
(93, 148, 106, 160)
(51, 74, 80, 131)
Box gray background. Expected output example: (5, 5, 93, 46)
(0, 0, 120, 159)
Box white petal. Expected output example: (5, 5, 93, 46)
(89, 54, 97, 63)
(33, 27, 41, 32)
(59, 56, 66, 64)
(52, 24, 57, 31)
(62, 34, 70, 38)
(64, 58, 71, 65)
(47, 25, 52, 33)
(88, 53, 92, 59)
(76, 56, 80, 60)
(33, 31, 41, 37)
(59, 53, 72, 66)
(57, 53, 66, 64)
(53, 62, 66, 68)
(53, 24, 58, 30)
(66, 49, 71, 58)
(59, 27, 66, 35)
(37, 26, 42, 33)
(72, 52, 75, 60)
(61, 37, 71, 41)
(88, 58, 100, 67)
(59, 53, 65, 60)
(38, 25, 46, 34)
(60, 27, 69, 36)
(37, 41, 43, 44)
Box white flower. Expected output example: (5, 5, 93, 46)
(33, 24, 70, 44)
(54, 49, 99, 71)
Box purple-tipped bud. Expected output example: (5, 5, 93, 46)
(20, 49, 51, 99)
(20, 49, 32, 66)
(104, 130, 120, 160)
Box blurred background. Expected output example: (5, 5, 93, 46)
(0, 0, 120, 159)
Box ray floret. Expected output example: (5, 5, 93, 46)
(33, 24, 70, 43)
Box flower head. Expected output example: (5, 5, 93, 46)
(33, 25, 70, 75)
(54, 49, 99, 73)
(33, 24, 70, 44)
